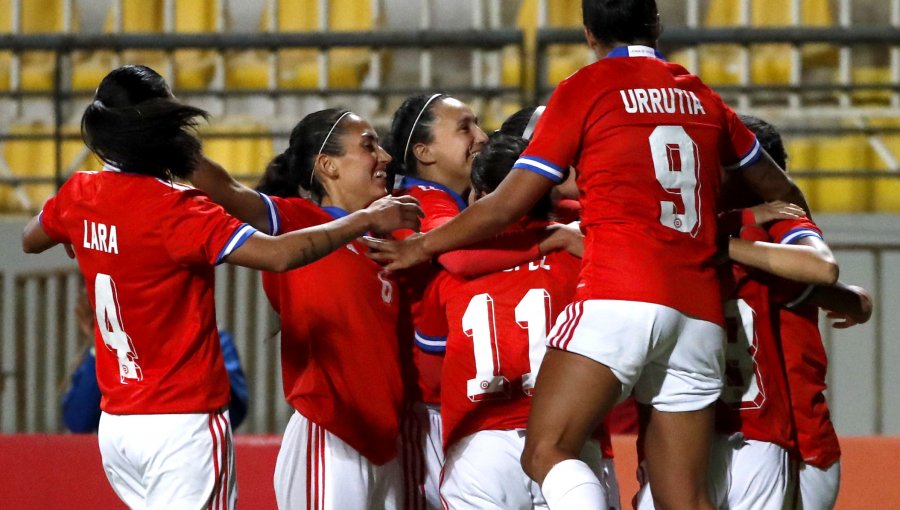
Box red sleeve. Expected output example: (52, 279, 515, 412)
(163, 191, 257, 266)
(265, 195, 325, 234)
(713, 92, 762, 171)
(768, 218, 823, 245)
(414, 273, 450, 354)
(513, 73, 598, 183)
(38, 193, 70, 243)
(437, 229, 542, 278)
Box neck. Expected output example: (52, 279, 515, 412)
(417, 165, 469, 196)
(320, 193, 361, 213)
(593, 39, 657, 60)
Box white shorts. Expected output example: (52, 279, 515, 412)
(795, 461, 840, 510)
(274, 411, 401, 510)
(440, 429, 620, 510)
(98, 409, 236, 510)
(548, 300, 725, 412)
(400, 403, 444, 510)
(709, 434, 793, 510)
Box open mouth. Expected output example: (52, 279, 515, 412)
(373, 169, 387, 180)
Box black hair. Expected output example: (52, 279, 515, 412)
(81, 65, 208, 180)
(385, 93, 449, 180)
(256, 109, 351, 202)
(739, 114, 788, 170)
(582, 0, 661, 46)
(471, 132, 553, 219)
(499, 107, 539, 139)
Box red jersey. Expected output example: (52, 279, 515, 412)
(39, 169, 254, 415)
(260, 196, 404, 465)
(514, 45, 761, 326)
(770, 219, 841, 468)
(716, 262, 795, 450)
(417, 222, 582, 450)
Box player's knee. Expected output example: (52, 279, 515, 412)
(521, 438, 567, 484)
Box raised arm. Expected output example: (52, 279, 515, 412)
(190, 156, 271, 232)
(805, 283, 873, 328)
(740, 151, 811, 216)
(225, 195, 422, 272)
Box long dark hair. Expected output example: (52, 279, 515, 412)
(582, 0, 660, 46)
(81, 65, 208, 180)
(256, 109, 351, 202)
(471, 132, 552, 219)
(385, 93, 449, 180)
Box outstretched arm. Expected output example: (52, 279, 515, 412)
(190, 156, 271, 232)
(225, 195, 423, 272)
(366, 170, 554, 271)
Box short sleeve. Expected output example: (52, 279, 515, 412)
(768, 218, 823, 245)
(163, 191, 257, 266)
(414, 274, 450, 354)
(266, 195, 329, 235)
(38, 194, 70, 243)
(717, 99, 762, 172)
(514, 75, 594, 183)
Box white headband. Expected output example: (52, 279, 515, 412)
(403, 93, 442, 165)
(522, 106, 545, 141)
(311, 111, 353, 187)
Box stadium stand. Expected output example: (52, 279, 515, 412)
(0, 0, 897, 212)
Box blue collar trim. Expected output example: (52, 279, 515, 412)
(398, 176, 468, 211)
(606, 45, 666, 60)
(322, 206, 350, 219)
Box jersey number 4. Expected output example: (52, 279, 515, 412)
(650, 126, 701, 236)
(462, 289, 551, 402)
(94, 273, 143, 383)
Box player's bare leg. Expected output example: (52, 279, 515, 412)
(521, 348, 621, 508)
(642, 404, 716, 510)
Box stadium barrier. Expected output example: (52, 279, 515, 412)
(1, 434, 898, 509)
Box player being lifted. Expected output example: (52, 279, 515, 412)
(22, 66, 421, 510)
(190, 109, 423, 510)
(364, 1, 812, 508)
(416, 131, 620, 510)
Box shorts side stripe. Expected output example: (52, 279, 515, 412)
(208, 414, 221, 510)
(306, 420, 313, 510)
(561, 302, 586, 351)
(548, 303, 576, 349)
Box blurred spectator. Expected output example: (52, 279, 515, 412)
(62, 294, 249, 432)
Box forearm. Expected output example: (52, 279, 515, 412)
(437, 229, 544, 277)
(22, 215, 59, 253)
(728, 238, 839, 286)
(806, 281, 872, 320)
(226, 210, 372, 272)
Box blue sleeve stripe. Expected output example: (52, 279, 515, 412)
(513, 157, 566, 183)
(215, 224, 257, 265)
(258, 192, 280, 236)
(415, 330, 447, 354)
(780, 229, 823, 245)
(37, 211, 44, 226)
(725, 138, 762, 171)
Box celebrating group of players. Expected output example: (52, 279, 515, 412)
(21, 0, 874, 509)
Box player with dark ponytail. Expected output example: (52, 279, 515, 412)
(191, 108, 420, 509)
(22, 65, 421, 510)
(366, 1, 813, 508)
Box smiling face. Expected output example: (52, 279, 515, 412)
(417, 97, 488, 193)
(319, 114, 392, 212)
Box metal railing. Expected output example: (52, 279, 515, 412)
(2, 238, 899, 435)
